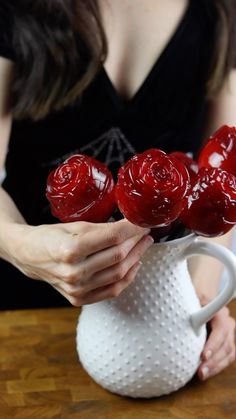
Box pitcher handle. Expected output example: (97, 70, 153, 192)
(183, 238, 236, 331)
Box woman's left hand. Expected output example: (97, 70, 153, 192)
(197, 306, 236, 380)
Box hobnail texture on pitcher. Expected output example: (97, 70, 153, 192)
(76, 234, 236, 398)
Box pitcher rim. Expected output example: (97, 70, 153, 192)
(153, 232, 196, 247)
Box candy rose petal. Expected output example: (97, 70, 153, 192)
(169, 151, 198, 180)
(180, 167, 236, 237)
(198, 125, 236, 175)
(115, 148, 190, 228)
(46, 154, 116, 223)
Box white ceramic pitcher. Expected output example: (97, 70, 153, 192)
(76, 233, 236, 398)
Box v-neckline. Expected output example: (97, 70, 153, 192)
(100, 0, 193, 108)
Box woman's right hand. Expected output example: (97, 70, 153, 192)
(7, 219, 153, 306)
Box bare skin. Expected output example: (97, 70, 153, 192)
(0, 0, 235, 381)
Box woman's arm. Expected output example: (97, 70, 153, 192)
(0, 57, 154, 307)
(0, 57, 28, 264)
(189, 69, 236, 380)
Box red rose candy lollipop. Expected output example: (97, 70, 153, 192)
(116, 148, 189, 228)
(198, 125, 236, 175)
(46, 154, 116, 223)
(169, 151, 198, 180)
(180, 167, 236, 237)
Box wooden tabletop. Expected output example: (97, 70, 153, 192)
(0, 301, 235, 419)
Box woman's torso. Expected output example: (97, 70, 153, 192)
(3, 0, 214, 226)
(0, 0, 216, 308)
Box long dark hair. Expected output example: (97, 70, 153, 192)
(3, 0, 236, 120)
(205, 0, 236, 97)
(7, 0, 107, 120)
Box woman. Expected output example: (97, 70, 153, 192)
(0, 0, 235, 380)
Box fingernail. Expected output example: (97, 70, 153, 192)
(144, 228, 151, 235)
(201, 366, 209, 379)
(205, 350, 212, 360)
(143, 236, 154, 250)
(146, 235, 154, 245)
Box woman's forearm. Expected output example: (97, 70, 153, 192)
(0, 185, 27, 263)
(0, 186, 26, 224)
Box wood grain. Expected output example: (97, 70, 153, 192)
(0, 301, 235, 419)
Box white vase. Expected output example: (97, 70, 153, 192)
(76, 233, 236, 398)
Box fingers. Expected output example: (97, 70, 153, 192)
(72, 233, 153, 288)
(201, 323, 227, 362)
(63, 219, 150, 262)
(198, 336, 235, 380)
(198, 345, 236, 380)
(76, 234, 154, 292)
(198, 312, 236, 380)
(60, 261, 143, 307)
(54, 234, 153, 301)
(81, 262, 143, 305)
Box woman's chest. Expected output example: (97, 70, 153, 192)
(98, 0, 189, 100)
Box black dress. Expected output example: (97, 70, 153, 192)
(0, 0, 215, 309)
